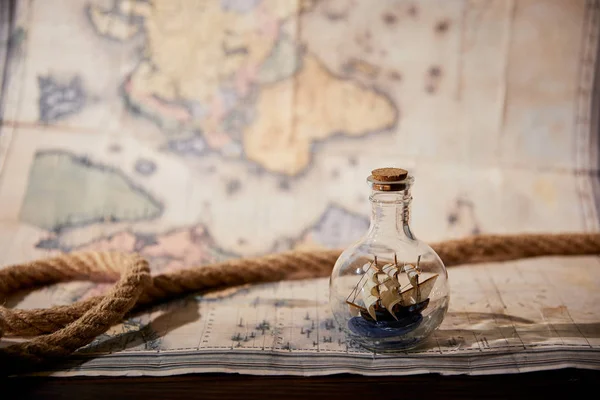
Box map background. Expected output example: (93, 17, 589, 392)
(0, 0, 599, 377)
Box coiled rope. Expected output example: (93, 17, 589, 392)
(1, 232, 599, 376)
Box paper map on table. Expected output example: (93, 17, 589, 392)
(1, 0, 600, 377)
(2, 255, 600, 377)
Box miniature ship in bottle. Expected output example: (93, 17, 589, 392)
(329, 168, 449, 351)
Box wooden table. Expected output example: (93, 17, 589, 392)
(3, 368, 599, 399)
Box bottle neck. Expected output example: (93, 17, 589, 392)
(366, 189, 415, 241)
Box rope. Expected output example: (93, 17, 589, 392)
(0, 232, 599, 376)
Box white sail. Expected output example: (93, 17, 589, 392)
(402, 264, 420, 287)
(360, 291, 378, 320)
(381, 263, 399, 280)
(377, 277, 399, 294)
(360, 272, 379, 320)
(365, 265, 378, 279)
(364, 275, 378, 295)
(376, 273, 390, 284)
(378, 279, 402, 319)
(399, 274, 438, 305)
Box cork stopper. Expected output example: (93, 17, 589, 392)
(367, 167, 410, 191)
(370, 167, 408, 182)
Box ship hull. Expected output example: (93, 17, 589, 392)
(348, 313, 422, 338)
(347, 299, 430, 339)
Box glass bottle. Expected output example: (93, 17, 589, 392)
(329, 167, 449, 352)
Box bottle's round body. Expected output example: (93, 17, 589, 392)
(329, 168, 449, 352)
(329, 240, 449, 352)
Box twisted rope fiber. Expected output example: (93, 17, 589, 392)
(0, 232, 599, 376)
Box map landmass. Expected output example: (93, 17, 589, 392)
(20, 150, 163, 232)
(87, 0, 398, 175)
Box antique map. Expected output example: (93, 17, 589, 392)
(1, 0, 599, 376)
